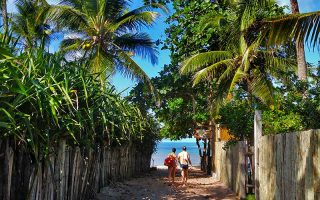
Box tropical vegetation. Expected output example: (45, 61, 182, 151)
(0, 0, 163, 156)
(1, 0, 320, 160)
(1, 0, 319, 198)
(130, 0, 320, 143)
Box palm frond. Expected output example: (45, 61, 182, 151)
(228, 67, 246, 93)
(116, 51, 158, 100)
(261, 11, 320, 49)
(118, 3, 168, 20)
(180, 51, 232, 75)
(102, 0, 128, 20)
(192, 59, 234, 86)
(265, 56, 297, 83)
(241, 36, 263, 72)
(59, 0, 83, 10)
(83, 0, 99, 16)
(250, 68, 274, 105)
(60, 38, 83, 52)
(116, 51, 152, 83)
(114, 33, 158, 65)
(217, 64, 235, 84)
(113, 11, 159, 32)
(49, 5, 87, 30)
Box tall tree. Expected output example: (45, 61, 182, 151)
(129, 1, 220, 139)
(12, 0, 52, 49)
(290, 0, 307, 81)
(52, 0, 167, 94)
(180, 0, 293, 107)
(1, 0, 8, 33)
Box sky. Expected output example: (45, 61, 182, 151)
(6, 0, 320, 94)
(111, 1, 171, 95)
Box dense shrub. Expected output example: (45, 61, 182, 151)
(0, 48, 158, 156)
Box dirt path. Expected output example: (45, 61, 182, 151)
(97, 167, 238, 200)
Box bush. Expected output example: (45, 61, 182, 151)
(262, 109, 303, 135)
(217, 100, 254, 141)
(0, 49, 158, 157)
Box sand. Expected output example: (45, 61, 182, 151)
(96, 166, 238, 200)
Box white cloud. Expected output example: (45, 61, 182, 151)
(278, 0, 290, 6)
(64, 33, 83, 40)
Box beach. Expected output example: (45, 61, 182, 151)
(151, 139, 202, 167)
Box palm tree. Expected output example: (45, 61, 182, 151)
(180, 0, 295, 106)
(11, 0, 53, 49)
(290, 0, 307, 81)
(1, 0, 8, 33)
(51, 0, 167, 93)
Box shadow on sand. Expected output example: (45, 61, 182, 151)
(97, 167, 238, 200)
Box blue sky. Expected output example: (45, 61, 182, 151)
(6, 0, 320, 94)
(111, 1, 171, 95)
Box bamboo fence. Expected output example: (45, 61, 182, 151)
(0, 140, 152, 200)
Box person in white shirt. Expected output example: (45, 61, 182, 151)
(177, 146, 192, 186)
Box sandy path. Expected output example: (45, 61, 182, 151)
(97, 167, 238, 200)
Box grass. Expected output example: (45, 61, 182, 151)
(245, 194, 255, 200)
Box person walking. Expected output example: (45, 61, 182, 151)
(178, 146, 192, 186)
(165, 148, 177, 185)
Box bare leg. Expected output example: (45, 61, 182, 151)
(182, 169, 187, 186)
(168, 167, 172, 182)
(181, 169, 185, 185)
(185, 169, 188, 185)
(172, 167, 176, 183)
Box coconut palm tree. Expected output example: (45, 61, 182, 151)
(289, 0, 307, 81)
(11, 0, 53, 49)
(180, 0, 295, 106)
(51, 0, 167, 94)
(1, 0, 8, 33)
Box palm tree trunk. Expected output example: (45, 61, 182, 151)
(290, 0, 307, 81)
(1, 0, 8, 33)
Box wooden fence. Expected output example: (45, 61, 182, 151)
(0, 140, 153, 200)
(214, 141, 247, 199)
(258, 129, 320, 200)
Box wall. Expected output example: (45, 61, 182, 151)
(258, 129, 320, 200)
(215, 124, 234, 142)
(214, 141, 247, 199)
(0, 140, 153, 200)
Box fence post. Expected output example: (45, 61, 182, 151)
(254, 110, 262, 200)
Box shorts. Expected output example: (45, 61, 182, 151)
(180, 164, 188, 170)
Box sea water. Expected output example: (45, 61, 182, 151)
(151, 138, 201, 167)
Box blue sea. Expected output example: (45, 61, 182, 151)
(151, 138, 201, 167)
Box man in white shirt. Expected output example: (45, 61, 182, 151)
(177, 146, 192, 186)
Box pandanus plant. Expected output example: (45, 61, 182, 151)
(0, 46, 154, 158)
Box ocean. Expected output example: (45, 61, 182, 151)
(151, 139, 201, 167)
